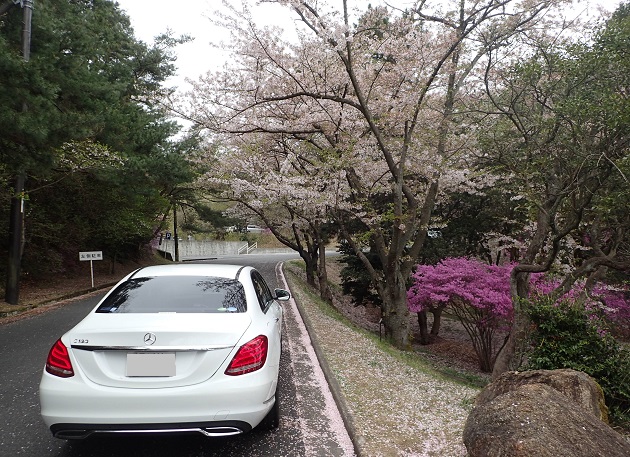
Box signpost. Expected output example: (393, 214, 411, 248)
(79, 251, 103, 288)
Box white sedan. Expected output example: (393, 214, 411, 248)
(39, 263, 290, 440)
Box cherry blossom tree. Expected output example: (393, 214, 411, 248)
(185, 0, 568, 348)
(195, 132, 335, 300)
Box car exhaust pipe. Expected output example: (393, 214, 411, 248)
(53, 429, 93, 440)
(199, 427, 244, 437)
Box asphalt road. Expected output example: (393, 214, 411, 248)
(0, 253, 354, 457)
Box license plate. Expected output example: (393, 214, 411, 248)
(126, 352, 175, 377)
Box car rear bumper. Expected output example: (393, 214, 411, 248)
(40, 368, 277, 438)
(50, 420, 252, 440)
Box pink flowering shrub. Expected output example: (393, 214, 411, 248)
(408, 257, 630, 371)
(530, 279, 630, 339)
(408, 258, 513, 320)
(588, 285, 630, 339)
(407, 258, 514, 371)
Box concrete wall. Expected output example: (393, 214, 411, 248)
(157, 240, 246, 259)
(156, 240, 298, 259)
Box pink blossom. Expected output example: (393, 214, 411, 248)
(408, 257, 630, 333)
(407, 258, 513, 322)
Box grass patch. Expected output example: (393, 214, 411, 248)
(0, 303, 33, 317)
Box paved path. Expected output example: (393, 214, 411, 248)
(0, 253, 355, 456)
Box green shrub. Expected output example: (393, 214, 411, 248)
(338, 241, 382, 307)
(525, 296, 630, 427)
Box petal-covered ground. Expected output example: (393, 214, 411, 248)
(283, 263, 480, 457)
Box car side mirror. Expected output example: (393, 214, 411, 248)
(274, 288, 291, 301)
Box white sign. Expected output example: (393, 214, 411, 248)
(79, 251, 103, 288)
(79, 251, 103, 261)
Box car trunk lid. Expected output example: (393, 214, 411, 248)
(68, 313, 250, 388)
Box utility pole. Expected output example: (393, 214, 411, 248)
(4, 0, 33, 305)
(173, 203, 180, 262)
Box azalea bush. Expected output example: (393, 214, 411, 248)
(592, 286, 630, 340)
(407, 258, 513, 372)
(532, 279, 630, 340)
(407, 257, 630, 373)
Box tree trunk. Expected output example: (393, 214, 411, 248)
(492, 196, 557, 379)
(5, 174, 25, 305)
(381, 271, 411, 349)
(173, 204, 179, 262)
(431, 305, 446, 336)
(491, 302, 530, 377)
(109, 254, 117, 275)
(417, 311, 430, 345)
(491, 271, 531, 379)
(303, 255, 317, 287)
(317, 245, 333, 304)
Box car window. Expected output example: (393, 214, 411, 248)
(251, 271, 274, 312)
(95, 276, 247, 313)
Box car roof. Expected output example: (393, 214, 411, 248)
(128, 264, 251, 280)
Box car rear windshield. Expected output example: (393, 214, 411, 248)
(96, 276, 247, 313)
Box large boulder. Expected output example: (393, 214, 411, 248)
(463, 369, 630, 457)
(475, 369, 609, 421)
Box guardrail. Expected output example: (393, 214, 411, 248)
(238, 242, 257, 254)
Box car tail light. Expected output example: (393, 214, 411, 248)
(225, 335, 268, 376)
(45, 339, 74, 378)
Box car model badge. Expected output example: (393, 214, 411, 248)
(144, 333, 157, 345)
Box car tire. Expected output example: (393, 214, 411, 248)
(258, 389, 280, 431)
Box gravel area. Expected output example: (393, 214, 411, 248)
(282, 262, 480, 457)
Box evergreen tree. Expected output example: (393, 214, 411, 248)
(1, 0, 194, 284)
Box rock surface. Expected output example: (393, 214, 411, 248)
(464, 369, 630, 457)
(475, 368, 609, 421)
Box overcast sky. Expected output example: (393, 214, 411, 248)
(113, 0, 623, 92)
(114, 0, 296, 91)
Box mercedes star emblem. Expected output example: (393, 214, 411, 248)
(143, 333, 157, 345)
